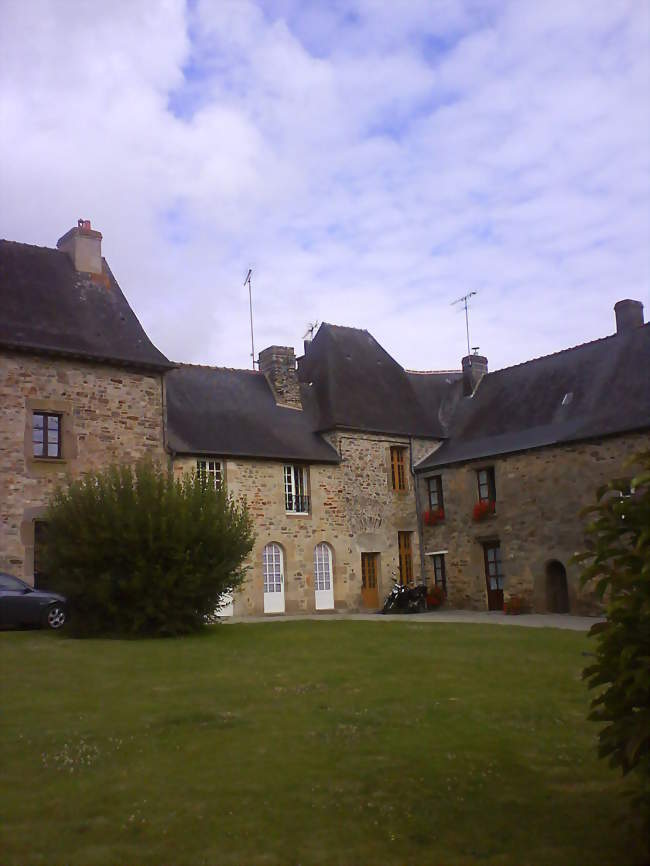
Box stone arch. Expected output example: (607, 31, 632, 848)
(545, 560, 569, 613)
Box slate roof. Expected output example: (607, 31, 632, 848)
(0, 240, 172, 371)
(416, 323, 650, 471)
(165, 364, 340, 463)
(297, 323, 454, 438)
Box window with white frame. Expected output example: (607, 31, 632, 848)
(197, 458, 222, 489)
(263, 543, 283, 594)
(314, 542, 333, 591)
(284, 464, 309, 513)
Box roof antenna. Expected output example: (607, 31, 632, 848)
(244, 268, 255, 370)
(451, 291, 477, 357)
(303, 320, 319, 341)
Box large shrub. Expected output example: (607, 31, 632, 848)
(574, 450, 650, 835)
(43, 460, 255, 637)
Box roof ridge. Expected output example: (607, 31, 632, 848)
(173, 361, 262, 374)
(407, 368, 462, 375)
(489, 325, 649, 376)
(0, 238, 62, 253)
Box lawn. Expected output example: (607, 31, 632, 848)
(0, 621, 644, 866)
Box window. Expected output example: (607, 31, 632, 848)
(284, 465, 309, 513)
(398, 531, 413, 585)
(263, 543, 284, 594)
(427, 475, 444, 512)
(477, 467, 496, 503)
(390, 446, 407, 491)
(197, 458, 222, 489)
(483, 541, 504, 610)
(432, 553, 447, 593)
(314, 543, 333, 592)
(33, 412, 61, 458)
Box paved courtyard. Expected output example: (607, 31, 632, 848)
(226, 609, 602, 631)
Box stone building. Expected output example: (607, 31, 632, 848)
(415, 300, 649, 614)
(0, 222, 172, 583)
(1, 223, 648, 616)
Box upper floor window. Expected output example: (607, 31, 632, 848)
(427, 475, 444, 512)
(477, 467, 496, 503)
(284, 465, 309, 513)
(33, 412, 61, 459)
(390, 446, 407, 491)
(197, 458, 222, 489)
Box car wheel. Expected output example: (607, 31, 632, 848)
(44, 604, 67, 630)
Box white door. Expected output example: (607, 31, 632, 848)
(215, 590, 234, 618)
(314, 542, 334, 610)
(263, 543, 285, 614)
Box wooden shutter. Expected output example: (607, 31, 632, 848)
(390, 447, 406, 491)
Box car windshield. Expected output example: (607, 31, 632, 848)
(0, 573, 28, 591)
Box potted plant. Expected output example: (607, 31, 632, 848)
(423, 508, 445, 526)
(503, 595, 524, 615)
(472, 500, 495, 521)
(426, 584, 446, 609)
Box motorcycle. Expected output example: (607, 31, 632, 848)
(381, 581, 427, 614)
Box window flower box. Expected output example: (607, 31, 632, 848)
(472, 500, 495, 521)
(423, 508, 445, 526)
(426, 585, 446, 609)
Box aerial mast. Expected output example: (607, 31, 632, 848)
(244, 268, 255, 369)
(451, 291, 477, 357)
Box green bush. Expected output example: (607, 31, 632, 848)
(575, 450, 650, 836)
(42, 460, 255, 637)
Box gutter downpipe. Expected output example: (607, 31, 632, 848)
(410, 437, 426, 585)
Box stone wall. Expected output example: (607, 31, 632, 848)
(0, 350, 165, 581)
(173, 432, 437, 615)
(418, 433, 648, 614)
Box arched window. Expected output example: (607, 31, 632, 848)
(314, 542, 333, 592)
(263, 543, 284, 594)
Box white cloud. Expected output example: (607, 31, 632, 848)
(0, 0, 648, 373)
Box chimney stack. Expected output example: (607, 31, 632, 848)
(57, 219, 103, 275)
(462, 353, 488, 396)
(614, 299, 644, 334)
(258, 346, 302, 409)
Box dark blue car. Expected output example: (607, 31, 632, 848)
(0, 572, 67, 629)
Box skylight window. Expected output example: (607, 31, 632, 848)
(561, 391, 573, 406)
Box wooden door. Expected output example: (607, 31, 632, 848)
(361, 553, 379, 609)
(483, 542, 504, 611)
(398, 532, 413, 585)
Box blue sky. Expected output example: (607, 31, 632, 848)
(1, 0, 648, 371)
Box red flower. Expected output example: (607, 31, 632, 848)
(472, 500, 495, 521)
(423, 508, 445, 526)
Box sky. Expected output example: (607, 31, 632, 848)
(1, 0, 648, 372)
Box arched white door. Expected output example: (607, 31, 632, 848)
(314, 542, 334, 610)
(263, 543, 285, 614)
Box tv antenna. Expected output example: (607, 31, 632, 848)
(451, 291, 477, 357)
(303, 320, 319, 341)
(244, 268, 255, 369)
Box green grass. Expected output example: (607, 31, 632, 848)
(0, 621, 644, 866)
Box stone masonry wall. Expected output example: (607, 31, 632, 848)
(174, 433, 437, 615)
(418, 433, 649, 614)
(0, 350, 165, 581)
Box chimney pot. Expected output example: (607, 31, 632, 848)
(461, 354, 488, 396)
(614, 299, 644, 334)
(57, 220, 103, 274)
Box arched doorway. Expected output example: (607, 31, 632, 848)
(545, 560, 569, 613)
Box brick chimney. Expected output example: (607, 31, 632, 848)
(614, 299, 644, 334)
(258, 346, 302, 409)
(462, 353, 488, 396)
(57, 219, 103, 275)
